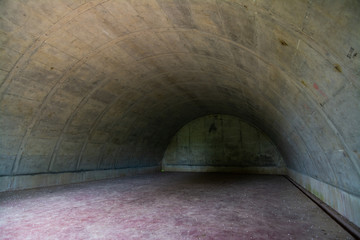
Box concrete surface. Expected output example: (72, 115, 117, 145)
(287, 169, 360, 232)
(0, 172, 354, 240)
(0, 166, 159, 192)
(163, 114, 284, 170)
(0, 0, 359, 228)
(164, 165, 286, 175)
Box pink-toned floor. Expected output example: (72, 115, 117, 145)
(0, 173, 353, 240)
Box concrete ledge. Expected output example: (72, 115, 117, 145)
(0, 166, 160, 192)
(287, 169, 360, 228)
(163, 165, 286, 175)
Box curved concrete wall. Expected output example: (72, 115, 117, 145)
(163, 114, 285, 173)
(0, 0, 359, 226)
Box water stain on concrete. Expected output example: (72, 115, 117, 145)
(279, 39, 288, 46)
(334, 64, 342, 73)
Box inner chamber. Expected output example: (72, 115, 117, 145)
(0, 0, 359, 237)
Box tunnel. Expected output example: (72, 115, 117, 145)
(0, 0, 359, 238)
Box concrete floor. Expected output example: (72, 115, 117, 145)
(0, 173, 353, 240)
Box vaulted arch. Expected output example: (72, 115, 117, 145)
(0, 0, 359, 227)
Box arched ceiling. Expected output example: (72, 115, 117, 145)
(0, 0, 359, 196)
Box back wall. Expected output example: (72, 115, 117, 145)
(163, 114, 285, 174)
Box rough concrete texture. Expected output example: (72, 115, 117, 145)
(287, 169, 360, 232)
(0, 173, 354, 240)
(0, 0, 359, 227)
(163, 114, 284, 169)
(0, 166, 159, 192)
(163, 165, 287, 175)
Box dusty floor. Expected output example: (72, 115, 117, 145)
(0, 173, 353, 240)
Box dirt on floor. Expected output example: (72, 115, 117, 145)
(0, 172, 354, 240)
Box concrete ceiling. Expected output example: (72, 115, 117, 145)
(0, 0, 359, 196)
